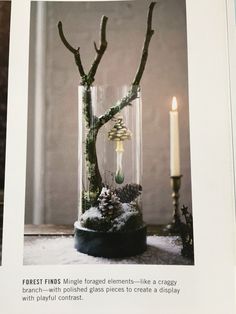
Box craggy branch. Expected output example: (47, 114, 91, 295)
(88, 16, 108, 83)
(58, 4, 155, 196)
(97, 86, 139, 128)
(58, 21, 85, 77)
(97, 2, 156, 128)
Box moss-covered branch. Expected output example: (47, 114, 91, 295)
(82, 86, 93, 128)
(58, 17, 108, 194)
(58, 2, 156, 203)
(97, 86, 139, 128)
(85, 128, 102, 193)
(97, 2, 156, 128)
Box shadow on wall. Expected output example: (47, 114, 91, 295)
(25, 0, 192, 226)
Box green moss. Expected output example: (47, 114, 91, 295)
(80, 207, 112, 231)
(82, 190, 99, 212)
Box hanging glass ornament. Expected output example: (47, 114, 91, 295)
(108, 116, 132, 184)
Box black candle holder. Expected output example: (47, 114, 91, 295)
(165, 175, 182, 234)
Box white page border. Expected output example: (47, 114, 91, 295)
(1, 0, 236, 313)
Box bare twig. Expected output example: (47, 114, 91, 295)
(58, 21, 85, 77)
(93, 42, 99, 53)
(133, 2, 156, 86)
(88, 16, 108, 82)
(58, 21, 76, 53)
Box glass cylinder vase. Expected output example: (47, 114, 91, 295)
(75, 85, 146, 257)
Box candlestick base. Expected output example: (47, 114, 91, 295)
(74, 221, 147, 258)
(164, 175, 182, 235)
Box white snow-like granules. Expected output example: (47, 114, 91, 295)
(81, 207, 102, 220)
(80, 202, 142, 232)
(23, 235, 193, 265)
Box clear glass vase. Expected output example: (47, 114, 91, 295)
(77, 85, 143, 233)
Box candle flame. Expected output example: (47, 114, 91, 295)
(172, 97, 178, 111)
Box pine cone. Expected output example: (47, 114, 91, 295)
(97, 187, 122, 218)
(115, 184, 142, 203)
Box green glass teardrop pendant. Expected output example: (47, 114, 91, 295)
(115, 170, 124, 184)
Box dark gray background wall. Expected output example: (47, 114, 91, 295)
(25, 0, 192, 225)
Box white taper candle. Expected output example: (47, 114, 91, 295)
(170, 97, 180, 176)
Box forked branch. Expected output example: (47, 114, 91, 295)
(58, 21, 85, 77)
(58, 16, 108, 85)
(58, 3, 156, 195)
(88, 16, 108, 83)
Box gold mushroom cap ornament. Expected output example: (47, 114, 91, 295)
(108, 116, 132, 184)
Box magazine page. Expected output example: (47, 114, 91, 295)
(225, 0, 236, 294)
(1, 0, 235, 313)
(226, 0, 236, 197)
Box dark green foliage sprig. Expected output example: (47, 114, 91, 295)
(80, 203, 143, 232)
(179, 205, 194, 260)
(82, 190, 99, 212)
(115, 184, 142, 203)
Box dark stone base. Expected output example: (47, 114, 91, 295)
(74, 221, 147, 258)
